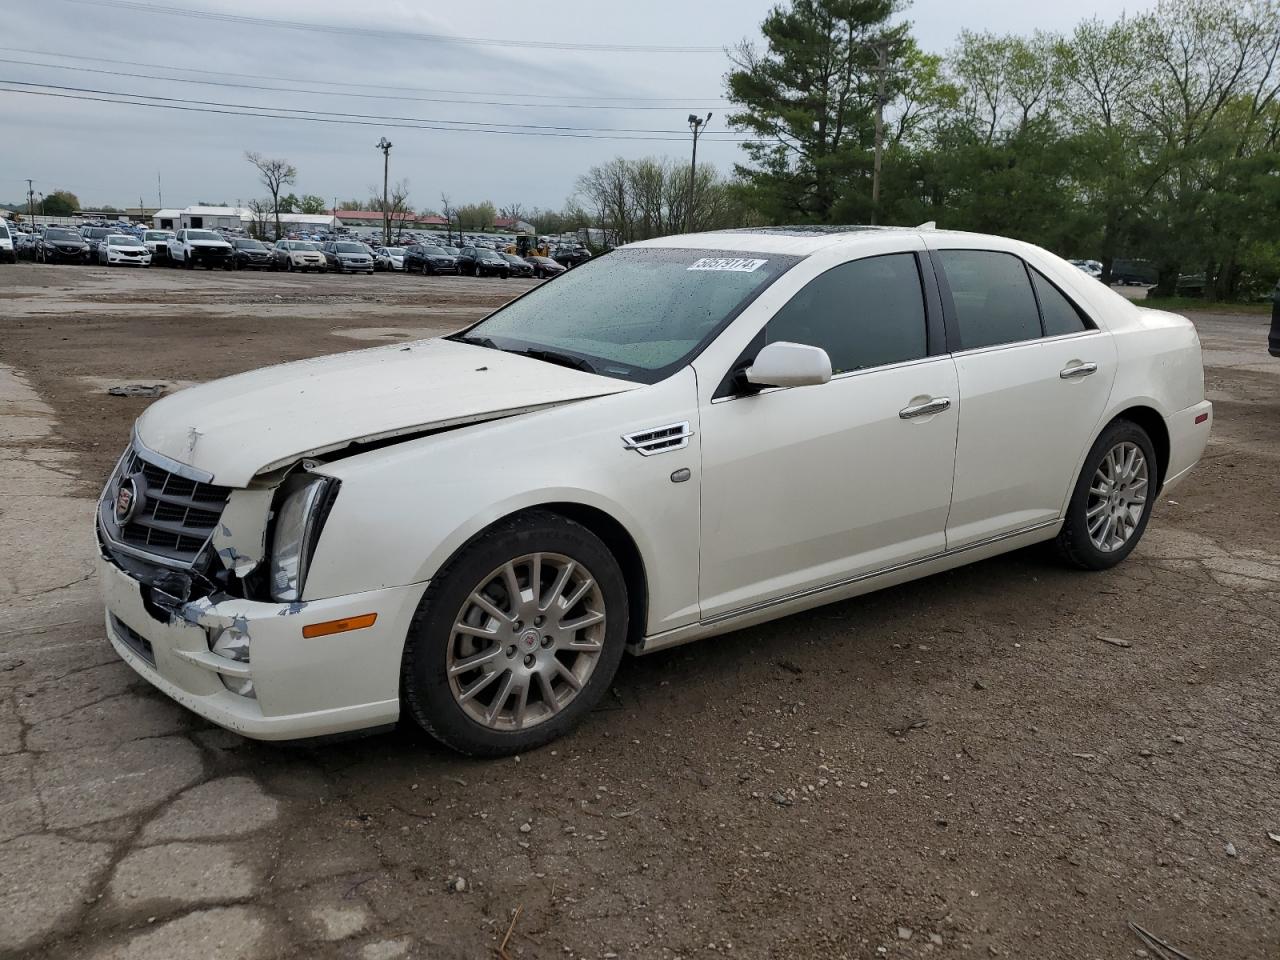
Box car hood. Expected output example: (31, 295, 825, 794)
(135, 338, 639, 486)
(189, 239, 232, 249)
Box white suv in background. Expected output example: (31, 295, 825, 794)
(169, 228, 234, 270)
(96, 227, 1212, 756)
(0, 219, 15, 263)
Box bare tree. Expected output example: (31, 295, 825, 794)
(243, 151, 297, 240)
(440, 193, 460, 244)
(369, 179, 411, 241)
(247, 198, 272, 240)
(498, 202, 528, 226)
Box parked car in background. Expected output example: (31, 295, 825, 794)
(273, 239, 327, 272)
(0, 219, 14, 263)
(37, 227, 90, 264)
(98, 234, 152, 267)
(93, 227, 1212, 755)
(80, 225, 116, 259)
(170, 229, 234, 270)
(1111, 258, 1158, 286)
(322, 241, 375, 274)
(499, 252, 535, 278)
(524, 255, 566, 279)
(1175, 273, 1206, 297)
(231, 238, 274, 270)
(12, 228, 35, 261)
(551, 244, 592, 268)
(1069, 259, 1102, 280)
(456, 245, 511, 277)
(373, 246, 406, 271)
(404, 243, 459, 275)
(142, 230, 176, 262)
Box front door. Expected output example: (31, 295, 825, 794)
(697, 252, 959, 620)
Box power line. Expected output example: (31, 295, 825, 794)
(0, 46, 731, 102)
(57, 0, 726, 54)
(0, 83, 762, 143)
(0, 79, 750, 137)
(0, 56, 728, 112)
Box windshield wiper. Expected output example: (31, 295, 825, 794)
(513, 348, 597, 374)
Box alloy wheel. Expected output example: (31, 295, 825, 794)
(1086, 441, 1149, 552)
(446, 552, 606, 731)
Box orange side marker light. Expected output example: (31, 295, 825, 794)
(303, 613, 378, 638)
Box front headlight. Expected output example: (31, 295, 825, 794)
(269, 475, 335, 602)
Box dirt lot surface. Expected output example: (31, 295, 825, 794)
(1, 262, 1277, 960)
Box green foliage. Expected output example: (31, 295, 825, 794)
(724, 0, 1280, 299)
(298, 194, 329, 214)
(41, 190, 79, 216)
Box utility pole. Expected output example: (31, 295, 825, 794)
(686, 113, 711, 233)
(871, 40, 892, 225)
(376, 137, 392, 246)
(157, 171, 163, 209)
(26, 179, 34, 225)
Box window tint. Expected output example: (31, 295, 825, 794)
(938, 250, 1041, 350)
(1030, 268, 1089, 336)
(762, 253, 927, 374)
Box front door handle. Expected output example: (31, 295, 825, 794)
(899, 397, 951, 420)
(1060, 362, 1098, 379)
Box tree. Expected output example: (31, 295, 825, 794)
(498, 203, 528, 225)
(726, 0, 913, 222)
(368, 179, 411, 242)
(41, 190, 79, 216)
(456, 201, 497, 231)
(338, 198, 364, 211)
(244, 151, 297, 240)
(299, 194, 328, 214)
(247, 198, 272, 239)
(440, 193, 457, 244)
(574, 156, 743, 243)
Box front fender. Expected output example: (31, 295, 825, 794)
(302, 368, 702, 635)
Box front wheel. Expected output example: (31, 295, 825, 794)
(401, 511, 629, 756)
(1055, 420, 1157, 570)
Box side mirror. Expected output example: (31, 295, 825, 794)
(745, 341, 833, 389)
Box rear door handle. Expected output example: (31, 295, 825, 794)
(1060, 362, 1098, 379)
(899, 397, 951, 419)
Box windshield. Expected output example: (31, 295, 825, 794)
(0, 222, 9, 238)
(84, 228, 111, 237)
(108, 235, 143, 246)
(287, 241, 318, 250)
(235, 239, 265, 249)
(335, 242, 365, 252)
(384, 247, 405, 256)
(186, 230, 221, 241)
(420, 245, 448, 256)
(457, 247, 797, 384)
(144, 231, 173, 241)
(47, 229, 79, 241)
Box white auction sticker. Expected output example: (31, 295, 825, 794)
(687, 257, 768, 272)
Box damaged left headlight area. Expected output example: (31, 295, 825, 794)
(98, 439, 339, 699)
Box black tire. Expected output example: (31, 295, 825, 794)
(421, 262, 430, 276)
(1055, 419, 1158, 571)
(401, 510, 629, 756)
(286, 259, 294, 272)
(500, 269, 509, 280)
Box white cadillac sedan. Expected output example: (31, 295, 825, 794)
(96, 227, 1212, 755)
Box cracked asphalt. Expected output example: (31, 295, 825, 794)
(1, 264, 1277, 959)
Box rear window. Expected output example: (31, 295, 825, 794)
(1030, 268, 1091, 336)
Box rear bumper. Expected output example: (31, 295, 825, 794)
(98, 553, 428, 740)
(1162, 399, 1212, 494)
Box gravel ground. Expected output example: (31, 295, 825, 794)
(1, 263, 1277, 960)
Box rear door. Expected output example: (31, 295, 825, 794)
(930, 245, 1117, 547)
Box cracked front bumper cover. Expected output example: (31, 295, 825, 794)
(98, 553, 427, 740)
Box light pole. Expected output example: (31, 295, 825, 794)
(376, 137, 393, 246)
(687, 112, 711, 233)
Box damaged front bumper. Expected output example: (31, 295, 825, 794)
(98, 553, 427, 740)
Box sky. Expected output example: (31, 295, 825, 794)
(0, 0, 1162, 214)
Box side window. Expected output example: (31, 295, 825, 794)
(938, 250, 1041, 350)
(1030, 268, 1090, 336)
(763, 253, 927, 375)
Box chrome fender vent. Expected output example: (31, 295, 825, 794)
(621, 421, 693, 456)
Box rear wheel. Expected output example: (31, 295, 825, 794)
(1056, 419, 1157, 570)
(401, 511, 628, 756)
